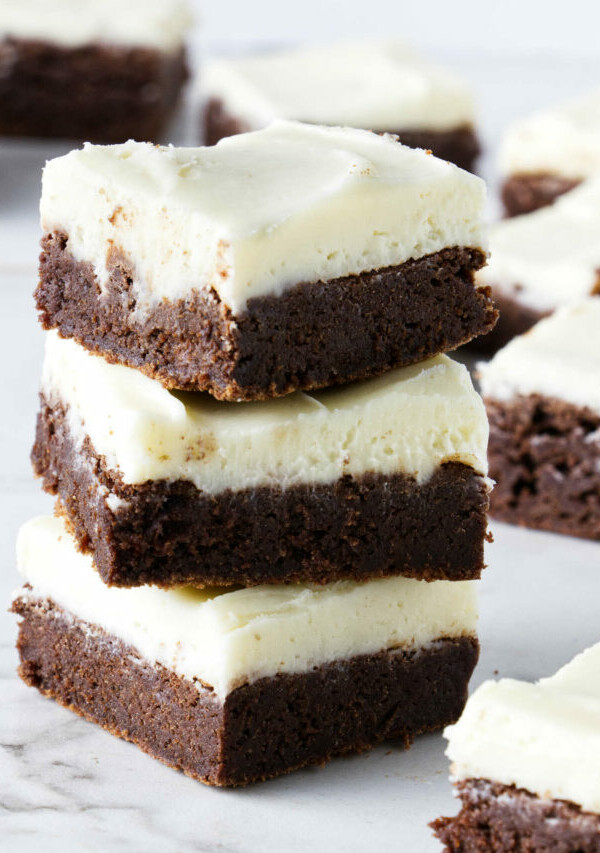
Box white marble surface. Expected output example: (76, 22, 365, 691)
(2, 41, 600, 853)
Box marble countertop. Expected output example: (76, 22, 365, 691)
(1, 44, 600, 853)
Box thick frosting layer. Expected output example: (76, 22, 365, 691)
(444, 643, 600, 814)
(500, 89, 600, 179)
(202, 41, 475, 132)
(16, 516, 479, 699)
(40, 122, 487, 313)
(42, 332, 489, 492)
(477, 179, 600, 312)
(479, 299, 600, 415)
(0, 0, 191, 52)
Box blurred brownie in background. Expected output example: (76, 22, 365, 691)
(201, 41, 481, 172)
(474, 178, 600, 353)
(479, 299, 600, 541)
(0, 0, 191, 143)
(500, 89, 600, 216)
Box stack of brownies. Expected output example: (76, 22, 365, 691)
(13, 121, 498, 786)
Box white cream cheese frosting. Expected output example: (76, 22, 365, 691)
(40, 122, 487, 314)
(202, 41, 475, 133)
(444, 642, 600, 814)
(500, 89, 600, 180)
(0, 0, 191, 52)
(479, 299, 600, 416)
(477, 179, 600, 312)
(42, 332, 489, 493)
(16, 515, 479, 700)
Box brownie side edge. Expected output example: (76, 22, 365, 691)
(486, 394, 600, 540)
(13, 595, 479, 787)
(432, 778, 600, 852)
(36, 231, 495, 400)
(31, 394, 491, 587)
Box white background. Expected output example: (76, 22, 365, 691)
(2, 4, 600, 851)
(196, 0, 600, 56)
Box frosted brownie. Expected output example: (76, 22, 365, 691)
(475, 179, 600, 352)
(500, 89, 600, 216)
(35, 122, 495, 400)
(433, 643, 600, 851)
(0, 0, 190, 143)
(32, 332, 491, 588)
(13, 515, 479, 787)
(202, 41, 480, 172)
(479, 300, 600, 540)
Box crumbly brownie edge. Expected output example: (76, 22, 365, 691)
(13, 595, 479, 787)
(466, 290, 548, 356)
(432, 778, 600, 852)
(202, 97, 481, 172)
(31, 394, 491, 587)
(486, 394, 600, 540)
(501, 173, 581, 217)
(0, 38, 188, 143)
(36, 232, 495, 400)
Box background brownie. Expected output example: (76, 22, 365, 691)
(0, 0, 191, 142)
(480, 299, 600, 539)
(474, 178, 600, 353)
(501, 173, 581, 217)
(499, 87, 600, 216)
(434, 642, 600, 850)
(201, 41, 480, 171)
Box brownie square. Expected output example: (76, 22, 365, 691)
(480, 300, 600, 540)
(35, 123, 495, 400)
(13, 516, 480, 786)
(33, 333, 491, 587)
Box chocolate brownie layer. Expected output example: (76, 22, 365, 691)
(468, 291, 548, 356)
(0, 38, 188, 142)
(501, 173, 581, 218)
(432, 778, 600, 852)
(486, 394, 600, 539)
(203, 97, 250, 146)
(36, 232, 495, 400)
(32, 396, 491, 586)
(13, 596, 479, 787)
(203, 97, 480, 172)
